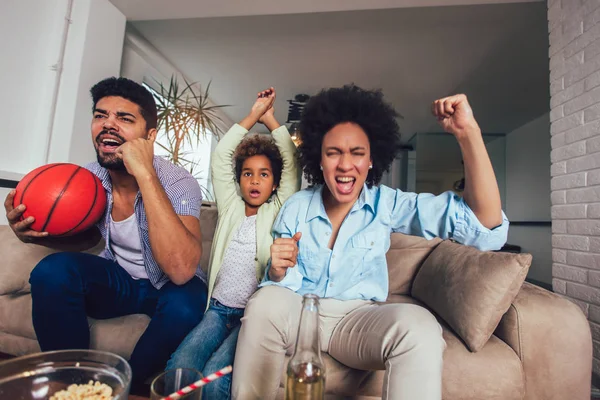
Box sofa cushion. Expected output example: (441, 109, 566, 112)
(440, 324, 524, 399)
(386, 234, 442, 296)
(0, 331, 40, 356)
(0, 292, 149, 359)
(0, 226, 105, 296)
(411, 240, 531, 352)
(0, 294, 36, 340)
(89, 314, 150, 359)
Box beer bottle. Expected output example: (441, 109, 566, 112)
(285, 294, 325, 400)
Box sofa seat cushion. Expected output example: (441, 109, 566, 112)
(0, 331, 40, 356)
(278, 295, 524, 399)
(0, 293, 150, 360)
(441, 325, 525, 400)
(0, 227, 105, 296)
(88, 314, 150, 359)
(0, 294, 36, 339)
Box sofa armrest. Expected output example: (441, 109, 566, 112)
(494, 282, 591, 400)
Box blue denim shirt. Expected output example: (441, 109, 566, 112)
(261, 184, 509, 301)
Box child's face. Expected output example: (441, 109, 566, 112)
(239, 155, 277, 208)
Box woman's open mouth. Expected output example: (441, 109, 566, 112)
(335, 176, 356, 195)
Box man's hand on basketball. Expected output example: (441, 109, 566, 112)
(4, 190, 49, 242)
(269, 232, 301, 282)
(116, 131, 156, 178)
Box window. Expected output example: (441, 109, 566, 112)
(144, 82, 215, 201)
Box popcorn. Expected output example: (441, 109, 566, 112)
(49, 380, 113, 400)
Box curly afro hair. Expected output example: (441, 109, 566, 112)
(234, 134, 284, 188)
(90, 77, 158, 130)
(298, 84, 402, 187)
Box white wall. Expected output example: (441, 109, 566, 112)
(506, 113, 551, 221)
(0, 1, 69, 176)
(0, 0, 126, 225)
(505, 113, 552, 284)
(48, 0, 126, 166)
(0, 188, 12, 226)
(415, 133, 506, 208)
(381, 151, 409, 190)
(120, 26, 244, 201)
(509, 225, 552, 283)
(121, 26, 234, 132)
(486, 136, 507, 208)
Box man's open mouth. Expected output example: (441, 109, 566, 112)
(97, 134, 124, 153)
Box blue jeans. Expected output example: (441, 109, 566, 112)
(167, 299, 244, 400)
(29, 252, 207, 385)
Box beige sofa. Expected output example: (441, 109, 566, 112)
(0, 204, 592, 399)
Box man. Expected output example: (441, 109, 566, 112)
(4, 77, 207, 386)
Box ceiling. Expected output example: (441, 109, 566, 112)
(128, 1, 550, 139)
(110, 0, 544, 21)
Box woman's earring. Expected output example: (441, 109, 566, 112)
(369, 164, 373, 169)
(320, 165, 323, 171)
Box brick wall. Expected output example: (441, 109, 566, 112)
(548, 0, 600, 378)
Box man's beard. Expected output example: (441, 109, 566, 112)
(96, 150, 126, 171)
(96, 130, 127, 171)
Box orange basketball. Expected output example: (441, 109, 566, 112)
(13, 163, 107, 236)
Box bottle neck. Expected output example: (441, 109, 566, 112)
(292, 295, 321, 361)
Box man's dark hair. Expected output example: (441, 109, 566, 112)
(90, 77, 158, 130)
(234, 134, 284, 188)
(298, 84, 402, 187)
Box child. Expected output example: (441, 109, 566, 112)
(166, 88, 300, 399)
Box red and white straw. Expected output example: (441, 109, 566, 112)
(161, 365, 233, 400)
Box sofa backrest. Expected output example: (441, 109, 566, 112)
(386, 233, 443, 295)
(0, 203, 440, 296)
(199, 203, 218, 274)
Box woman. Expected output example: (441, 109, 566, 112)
(232, 85, 509, 400)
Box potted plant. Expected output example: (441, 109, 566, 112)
(147, 76, 228, 200)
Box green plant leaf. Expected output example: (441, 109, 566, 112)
(145, 75, 229, 199)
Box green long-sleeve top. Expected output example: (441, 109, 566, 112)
(206, 123, 300, 301)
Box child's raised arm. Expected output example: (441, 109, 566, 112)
(210, 88, 277, 213)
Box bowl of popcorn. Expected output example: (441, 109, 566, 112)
(0, 349, 131, 399)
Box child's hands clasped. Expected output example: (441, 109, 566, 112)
(240, 87, 281, 132)
(251, 87, 275, 120)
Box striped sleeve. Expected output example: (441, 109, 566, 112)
(166, 174, 203, 219)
